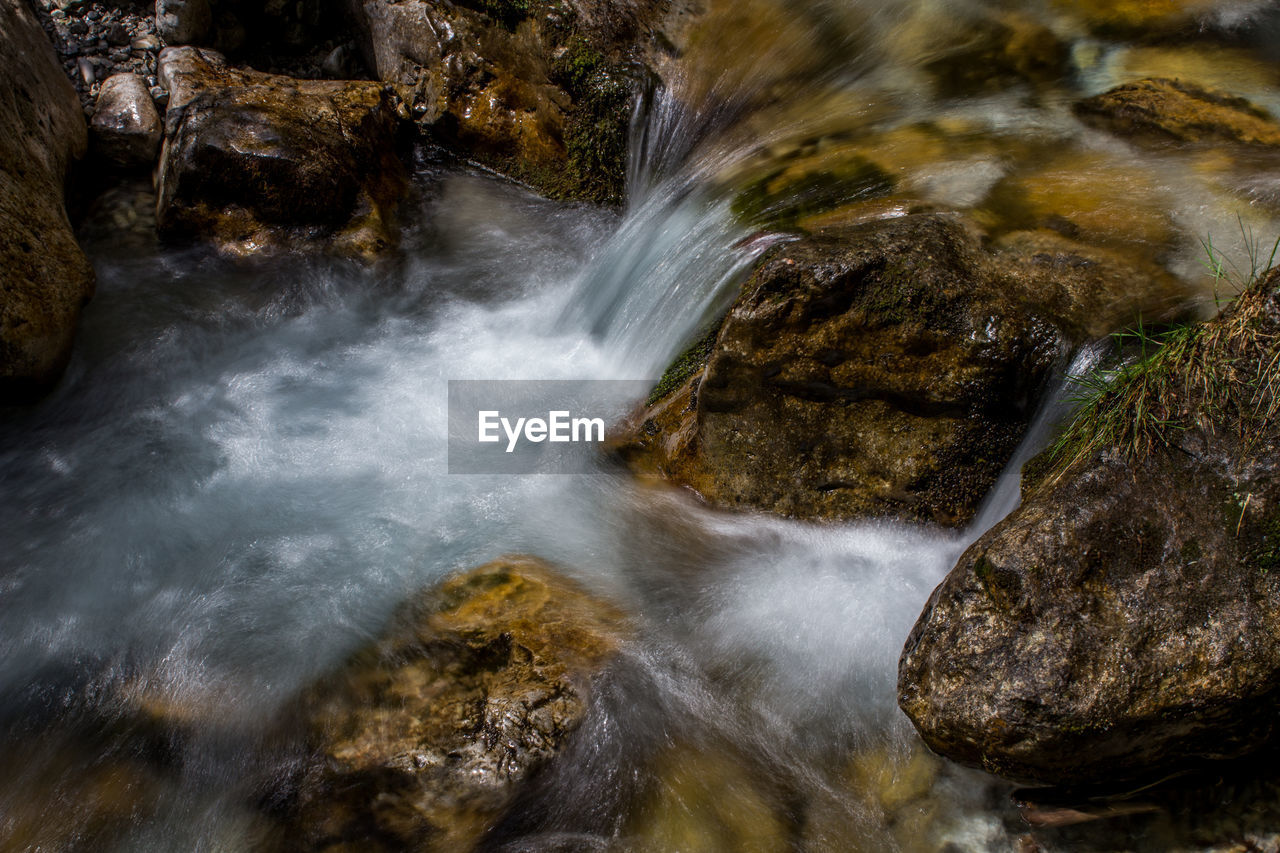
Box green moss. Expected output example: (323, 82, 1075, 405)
(647, 323, 722, 406)
(548, 39, 636, 207)
(731, 157, 894, 231)
(974, 554, 1020, 610)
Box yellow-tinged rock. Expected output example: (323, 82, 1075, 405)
(623, 744, 791, 853)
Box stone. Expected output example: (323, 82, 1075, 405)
(0, 0, 95, 399)
(618, 214, 1065, 526)
(899, 269, 1280, 786)
(346, 0, 665, 205)
(618, 212, 1191, 526)
(155, 47, 408, 259)
(155, 0, 212, 46)
(1075, 78, 1280, 150)
(275, 556, 630, 853)
(91, 73, 163, 166)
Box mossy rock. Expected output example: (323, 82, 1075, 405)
(274, 556, 630, 853)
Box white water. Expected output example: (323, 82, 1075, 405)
(6, 0, 1280, 848)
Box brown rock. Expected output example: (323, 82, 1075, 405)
(346, 0, 666, 205)
(277, 556, 630, 853)
(91, 73, 163, 166)
(155, 47, 408, 260)
(899, 270, 1280, 786)
(1075, 78, 1280, 150)
(0, 0, 95, 400)
(618, 213, 1187, 527)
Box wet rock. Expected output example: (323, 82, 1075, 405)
(0, 0, 95, 400)
(277, 556, 630, 853)
(346, 0, 665, 205)
(1075, 78, 1280, 150)
(155, 46, 408, 259)
(622, 743, 791, 853)
(1050, 0, 1212, 38)
(618, 214, 1064, 526)
(895, 9, 1070, 96)
(91, 72, 163, 166)
(899, 269, 1280, 786)
(155, 0, 211, 46)
(620, 213, 1191, 526)
(978, 150, 1178, 258)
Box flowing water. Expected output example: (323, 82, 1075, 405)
(6, 0, 1280, 850)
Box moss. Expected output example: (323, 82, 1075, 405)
(548, 39, 636, 206)
(731, 157, 894, 230)
(974, 554, 1021, 610)
(1020, 446, 1057, 496)
(647, 322, 722, 405)
(859, 258, 953, 327)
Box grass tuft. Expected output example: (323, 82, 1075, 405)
(1045, 229, 1280, 483)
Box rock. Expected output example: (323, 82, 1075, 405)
(1075, 78, 1280, 150)
(155, 0, 212, 46)
(618, 214, 1066, 526)
(1050, 0, 1213, 37)
(891, 8, 1069, 96)
(978, 150, 1178, 258)
(899, 269, 1280, 786)
(620, 213, 1191, 526)
(275, 557, 630, 853)
(346, 0, 665, 206)
(91, 73, 163, 166)
(0, 0, 95, 399)
(623, 744, 791, 853)
(155, 47, 408, 259)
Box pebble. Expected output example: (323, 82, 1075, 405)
(77, 57, 94, 86)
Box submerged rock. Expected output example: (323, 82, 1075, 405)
(345, 0, 666, 206)
(618, 213, 1185, 527)
(899, 269, 1280, 786)
(0, 0, 95, 400)
(1050, 0, 1215, 38)
(1075, 78, 1280, 150)
(155, 47, 408, 259)
(277, 556, 630, 853)
(91, 73, 163, 166)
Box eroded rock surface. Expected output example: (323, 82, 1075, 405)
(899, 270, 1280, 786)
(0, 0, 95, 399)
(277, 556, 630, 853)
(155, 46, 407, 259)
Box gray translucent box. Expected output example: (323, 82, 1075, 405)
(447, 380, 654, 474)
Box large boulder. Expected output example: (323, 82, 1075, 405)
(275, 556, 630, 853)
(0, 0, 95, 400)
(899, 269, 1280, 786)
(155, 47, 408, 259)
(345, 0, 667, 205)
(617, 213, 1186, 526)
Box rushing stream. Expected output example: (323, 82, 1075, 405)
(7, 0, 1280, 849)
